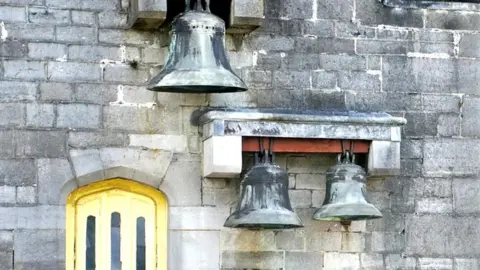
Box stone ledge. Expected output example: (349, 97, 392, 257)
(382, 0, 480, 11)
(198, 109, 407, 178)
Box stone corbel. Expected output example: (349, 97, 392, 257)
(128, 0, 264, 34)
(198, 109, 407, 179)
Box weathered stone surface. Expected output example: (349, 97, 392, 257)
(37, 158, 74, 205)
(16, 186, 36, 205)
(57, 104, 102, 129)
(169, 207, 229, 230)
(222, 251, 285, 269)
(68, 132, 128, 148)
(26, 103, 55, 128)
(324, 252, 360, 270)
(14, 230, 65, 267)
(159, 158, 201, 205)
(455, 258, 480, 270)
(169, 231, 219, 270)
(16, 131, 66, 158)
(0, 159, 36, 186)
(40, 82, 73, 101)
(222, 230, 276, 251)
(385, 254, 416, 270)
(285, 252, 323, 270)
(0, 186, 15, 204)
(0, 81, 36, 102)
(418, 258, 453, 270)
(406, 215, 480, 256)
(361, 253, 384, 269)
(275, 230, 305, 251)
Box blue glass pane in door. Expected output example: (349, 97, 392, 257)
(136, 217, 146, 270)
(86, 216, 95, 270)
(111, 212, 121, 270)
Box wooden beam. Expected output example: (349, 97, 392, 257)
(242, 137, 370, 153)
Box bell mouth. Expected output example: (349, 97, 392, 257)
(313, 203, 383, 221)
(224, 209, 304, 230)
(147, 85, 247, 93)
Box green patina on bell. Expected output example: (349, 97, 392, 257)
(313, 151, 383, 222)
(148, 0, 247, 93)
(224, 149, 304, 230)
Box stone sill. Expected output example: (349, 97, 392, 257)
(383, 0, 480, 11)
(198, 109, 407, 179)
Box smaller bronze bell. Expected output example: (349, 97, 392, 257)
(313, 150, 382, 221)
(224, 149, 304, 229)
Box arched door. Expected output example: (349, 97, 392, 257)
(66, 179, 168, 270)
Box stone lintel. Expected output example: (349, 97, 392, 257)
(198, 109, 407, 178)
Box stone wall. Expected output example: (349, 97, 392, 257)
(0, 0, 479, 269)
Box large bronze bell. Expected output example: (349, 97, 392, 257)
(224, 149, 304, 229)
(147, 0, 248, 93)
(313, 149, 383, 221)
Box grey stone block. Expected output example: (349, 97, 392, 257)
(324, 252, 360, 270)
(296, 37, 355, 54)
(458, 59, 480, 95)
(361, 253, 384, 269)
(0, 159, 35, 186)
(245, 34, 295, 51)
(366, 211, 405, 232)
(339, 71, 380, 91)
(244, 69, 273, 89)
(459, 33, 480, 58)
(4, 60, 45, 80)
(419, 43, 454, 55)
(56, 104, 101, 129)
(16, 131, 66, 158)
(289, 190, 312, 208)
(159, 158, 201, 206)
(0, 40, 27, 58)
(318, 0, 353, 21)
(416, 197, 453, 213)
(306, 231, 342, 251)
(282, 0, 313, 19)
(296, 174, 326, 190)
(14, 230, 64, 266)
(74, 84, 117, 104)
(285, 252, 323, 270)
(283, 54, 320, 70)
(169, 206, 229, 230)
(0, 251, 12, 270)
(98, 11, 129, 28)
(169, 231, 219, 270)
(275, 230, 305, 251)
(461, 97, 480, 137)
(0, 186, 15, 204)
(342, 232, 365, 252)
(423, 138, 480, 177)
(404, 112, 439, 136)
(40, 82, 73, 101)
(104, 106, 169, 132)
(305, 90, 348, 110)
(16, 186, 36, 205)
(48, 62, 101, 82)
(46, 0, 119, 9)
(3, 23, 54, 41)
(426, 10, 480, 31)
(400, 139, 423, 159)
(56, 26, 96, 43)
(28, 43, 66, 59)
(222, 230, 276, 251)
(16, 206, 65, 229)
(357, 40, 412, 55)
(28, 7, 69, 24)
(0, 231, 13, 251)
(336, 22, 375, 39)
(437, 114, 460, 137)
(356, 0, 423, 27)
(121, 85, 155, 104)
(202, 187, 236, 206)
(423, 178, 452, 198)
(0, 104, 25, 128)
(0, 132, 16, 157)
(369, 232, 404, 253)
(453, 178, 480, 214)
(455, 258, 480, 270)
(222, 251, 284, 269)
(416, 30, 454, 43)
(312, 71, 337, 89)
(68, 45, 140, 61)
(37, 158, 74, 205)
(99, 29, 155, 46)
(68, 132, 128, 148)
(423, 95, 461, 113)
(273, 70, 310, 90)
(71, 11, 96, 26)
(26, 103, 55, 128)
(104, 64, 149, 84)
(287, 155, 336, 174)
(418, 258, 453, 270)
(0, 81, 36, 102)
(406, 215, 480, 256)
(377, 28, 413, 40)
(0, 6, 26, 22)
(385, 254, 416, 270)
